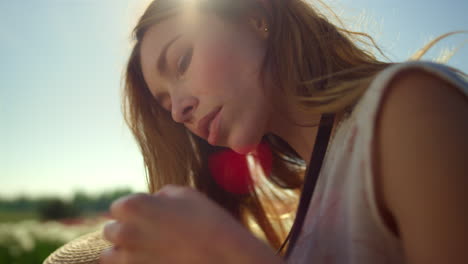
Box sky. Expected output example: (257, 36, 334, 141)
(1, 0, 467, 199)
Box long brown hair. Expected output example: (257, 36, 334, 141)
(121, 0, 462, 254)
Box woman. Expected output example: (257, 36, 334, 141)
(44, 0, 468, 263)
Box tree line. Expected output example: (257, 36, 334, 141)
(0, 189, 135, 220)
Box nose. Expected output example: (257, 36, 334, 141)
(171, 96, 199, 124)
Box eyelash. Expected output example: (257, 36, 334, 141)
(176, 47, 193, 77)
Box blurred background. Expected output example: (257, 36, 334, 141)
(0, 0, 466, 263)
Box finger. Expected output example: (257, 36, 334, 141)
(156, 184, 200, 200)
(102, 220, 143, 249)
(110, 193, 157, 224)
(100, 246, 125, 264)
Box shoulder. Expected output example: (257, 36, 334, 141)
(378, 65, 467, 121)
(373, 64, 468, 263)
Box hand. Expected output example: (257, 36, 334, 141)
(101, 185, 283, 264)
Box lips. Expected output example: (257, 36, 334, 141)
(197, 106, 222, 140)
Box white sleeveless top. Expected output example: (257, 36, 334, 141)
(287, 61, 468, 264)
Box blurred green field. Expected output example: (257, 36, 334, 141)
(0, 211, 39, 223)
(0, 217, 107, 264)
(0, 189, 130, 263)
(0, 239, 63, 264)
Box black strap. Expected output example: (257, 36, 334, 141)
(276, 113, 336, 258)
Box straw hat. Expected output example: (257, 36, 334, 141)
(43, 229, 113, 264)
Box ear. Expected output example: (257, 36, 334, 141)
(248, 16, 269, 39)
(247, 0, 271, 40)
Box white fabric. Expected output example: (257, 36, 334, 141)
(287, 61, 468, 264)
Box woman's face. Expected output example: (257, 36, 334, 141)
(140, 9, 273, 155)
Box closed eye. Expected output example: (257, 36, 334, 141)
(177, 46, 193, 77)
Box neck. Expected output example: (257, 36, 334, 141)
(267, 107, 342, 163)
(266, 107, 320, 162)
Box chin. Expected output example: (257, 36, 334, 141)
(231, 145, 254, 155)
(229, 137, 262, 155)
(226, 117, 265, 155)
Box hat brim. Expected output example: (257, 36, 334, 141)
(43, 229, 113, 264)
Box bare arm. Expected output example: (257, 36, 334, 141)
(375, 69, 468, 264)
